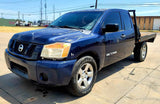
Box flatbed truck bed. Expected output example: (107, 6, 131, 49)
(139, 32, 156, 43)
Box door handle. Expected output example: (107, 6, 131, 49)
(121, 34, 126, 38)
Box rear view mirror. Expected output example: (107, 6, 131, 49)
(102, 24, 119, 33)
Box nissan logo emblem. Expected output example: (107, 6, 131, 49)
(18, 44, 24, 52)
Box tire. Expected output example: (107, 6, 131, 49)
(67, 56, 97, 96)
(134, 42, 147, 62)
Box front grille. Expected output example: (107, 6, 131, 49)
(8, 40, 42, 60)
(14, 41, 28, 55)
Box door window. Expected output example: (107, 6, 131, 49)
(120, 12, 132, 30)
(103, 12, 122, 30)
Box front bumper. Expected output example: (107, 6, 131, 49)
(5, 49, 76, 86)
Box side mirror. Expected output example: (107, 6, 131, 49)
(102, 24, 119, 33)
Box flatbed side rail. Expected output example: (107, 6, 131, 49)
(140, 33, 156, 43)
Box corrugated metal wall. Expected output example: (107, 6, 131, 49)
(153, 19, 160, 30)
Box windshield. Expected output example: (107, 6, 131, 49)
(49, 11, 104, 30)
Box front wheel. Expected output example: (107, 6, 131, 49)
(67, 56, 97, 96)
(134, 42, 147, 62)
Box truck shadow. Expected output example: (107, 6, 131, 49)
(0, 55, 137, 104)
(97, 55, 137, 82)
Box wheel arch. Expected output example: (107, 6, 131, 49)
(76, 51, 100, 71)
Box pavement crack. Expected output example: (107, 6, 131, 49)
(141, 86, 151, 104)
(127, 67, 154, 70)
(124, 68, 136, 80)
(114, 65, 160, 104)
(129, 68, 135, 75)
(0, 87, 22, 104)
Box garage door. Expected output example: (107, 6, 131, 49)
(153, 19, 160, 30)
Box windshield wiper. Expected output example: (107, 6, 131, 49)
(49, 25, 85, 30)
(59, 25, 78, 29)
(60, 25, 86, 31)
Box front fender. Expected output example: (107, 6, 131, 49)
(68, 38, 106, 70)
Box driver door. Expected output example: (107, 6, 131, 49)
(103, 12, 126, 66)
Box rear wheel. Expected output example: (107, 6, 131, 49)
(134, 42, 147, 62)
(67, 56, 97, 96)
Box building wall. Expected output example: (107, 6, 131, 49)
(132, 16, 160, 30)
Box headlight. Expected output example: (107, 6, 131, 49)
(41, 42, 71, 59)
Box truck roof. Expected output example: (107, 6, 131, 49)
(68, 9, 128, 13)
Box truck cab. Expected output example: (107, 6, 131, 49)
(5, 9, 156, 96)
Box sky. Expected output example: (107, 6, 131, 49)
(0, 0, 160, 22)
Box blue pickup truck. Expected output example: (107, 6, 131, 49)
(5, 9, 156, 96)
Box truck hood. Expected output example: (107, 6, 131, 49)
(12, 28, 91, 44)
